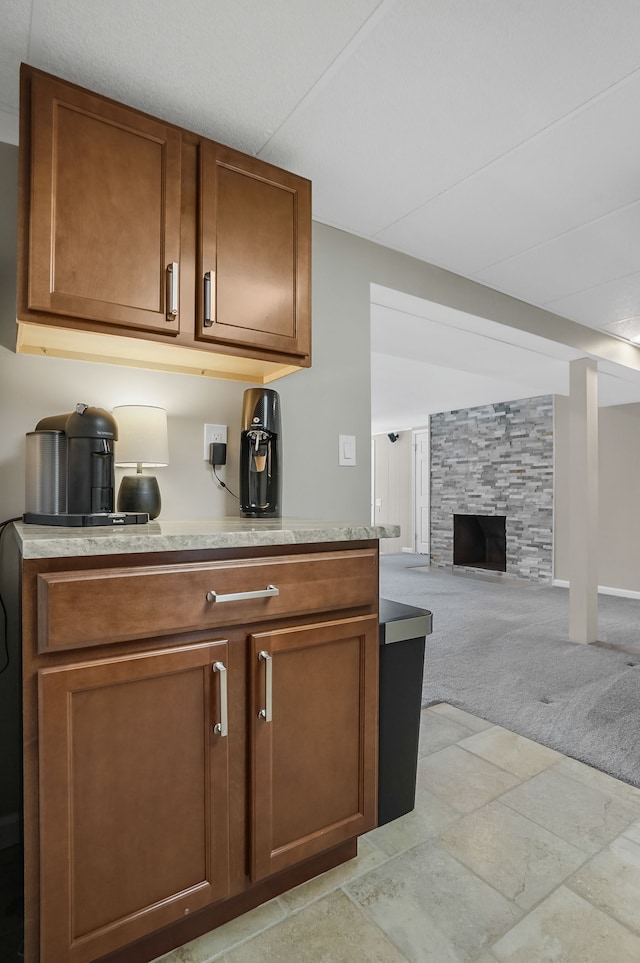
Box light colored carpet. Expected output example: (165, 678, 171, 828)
(380, 554, 640, 787)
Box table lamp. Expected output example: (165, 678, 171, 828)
(113, 405, 169, 519)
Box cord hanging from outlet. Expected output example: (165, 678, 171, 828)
(211, 465, 238, 499)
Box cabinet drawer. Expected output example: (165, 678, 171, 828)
(37, 549, 378, 652)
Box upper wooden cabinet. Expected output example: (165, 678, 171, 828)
(26, 71, 182, 335)
(17, 65, 312, 382)
(198, 144, 311, 361)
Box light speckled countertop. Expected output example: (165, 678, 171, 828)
(13, 517, 400, 559)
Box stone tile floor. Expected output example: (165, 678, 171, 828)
(155, 703, 640, 963)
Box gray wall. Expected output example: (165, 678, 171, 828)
(554, 396, 640, 592)
(430, 397, 554, 581)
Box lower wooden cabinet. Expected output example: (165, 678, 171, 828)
(38, 640, 230, 963)
(24, 546, 380, 963)
(250, 616, 378, 881)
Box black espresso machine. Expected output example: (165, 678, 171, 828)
(240, 388, 281, 518)
(24, 403, 148, 526)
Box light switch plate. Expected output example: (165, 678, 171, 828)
(339, 434, 356, 467)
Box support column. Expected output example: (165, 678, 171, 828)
(568, 358, 599, 643)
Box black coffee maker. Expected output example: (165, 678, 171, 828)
(240, 388, 281, 518)
(24, 403, 148, 526)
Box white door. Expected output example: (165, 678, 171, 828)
(413, 429, 430, 554)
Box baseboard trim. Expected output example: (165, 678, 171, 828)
(401, 547, 414, 553)
(0, 812, 20, 849)
(552, 579, 640, 600)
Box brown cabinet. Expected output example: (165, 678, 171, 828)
(35, 548, 376, 652)
(26, 71, 182, 335)
(250, 616, 378, 881)
(18, 65, 312, 381)
(38, 640, 230, 963)
(21, 544, 378, 963)
(198, 143, 311, 361)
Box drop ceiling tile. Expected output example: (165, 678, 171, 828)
(602, 316, 640, 341)
(375, 73, 640, 276)
(0, 0, 32, 114)
(27, 0, 381, 153)
(263, 0, 640, 234)
(474, 200, 640, 306)
(544, 271, 640, 329)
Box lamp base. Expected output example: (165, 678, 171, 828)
(117, 475, 162, 520)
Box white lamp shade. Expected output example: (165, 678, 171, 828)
(113, 405, 169, 467)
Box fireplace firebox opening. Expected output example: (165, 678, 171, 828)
(453, 514, 506, 572)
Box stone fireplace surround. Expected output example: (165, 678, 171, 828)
(430, 396, 553, 582)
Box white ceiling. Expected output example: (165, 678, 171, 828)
(3, 0, 640, 427)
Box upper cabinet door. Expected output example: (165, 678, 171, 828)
(198, 143, 311, 362)
(27, 72, 182, 334)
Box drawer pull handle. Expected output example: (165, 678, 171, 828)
(212, 661, 228, 737)
(206, 585, 279, 604)
(258, 650, 272, 722)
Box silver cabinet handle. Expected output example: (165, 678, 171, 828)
(203, 270, 215, 327)
(167, 261, 179, 319)
(258, 650, 272, 722)
(212, 661, 228, 736)
(206, 584, 279, 604)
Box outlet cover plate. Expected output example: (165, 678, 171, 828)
(204, 424, 227, 460)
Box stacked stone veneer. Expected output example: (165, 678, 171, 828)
(430, 396, 553, 581)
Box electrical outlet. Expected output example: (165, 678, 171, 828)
(204, 424, 227, 460)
